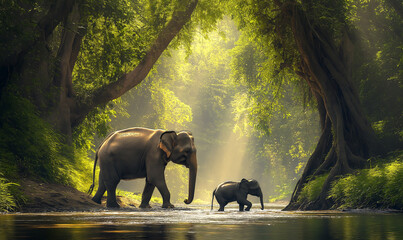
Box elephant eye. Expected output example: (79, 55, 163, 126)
(179, 156, 187, 163)
(183, 147, 192, 154)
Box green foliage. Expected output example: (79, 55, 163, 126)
(59, 148, 96, 193)
(330, 168, 385, 208)
(150, 84, 193, 129)
(73, 0, 221, 100)
(0, 88, 101, 207)
(72, 0, 225, 143)
(268, 183, 293, 203)
(0, 89, 66, 182)
(349, 0, 403, 151)
(329, 151, 403, 209)
(0, 174, 19, 212)
(73, 98, 128, 151)
(0, 0, 38, 63)
(73, 0, 161, 97)
(297, 174, 329, 203)
(0, 89, 93, 210)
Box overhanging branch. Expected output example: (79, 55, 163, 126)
(70, 0, 198, 128)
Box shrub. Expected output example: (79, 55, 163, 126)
(329, 151, 403, 209)
(297, 174, 328, 203)
(383, 158, 403, 209)
(0, 92, 64, 182)
(0, 174, 19, 212)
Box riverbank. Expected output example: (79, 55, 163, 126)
(17, 179, 140, 212)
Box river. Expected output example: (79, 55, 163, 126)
(1, 204, 402, 240)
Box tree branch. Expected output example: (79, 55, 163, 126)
(38, 0, 77, 41)
(70, 0, 198, 128)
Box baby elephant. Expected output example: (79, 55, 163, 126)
(211, 179, 264, 211)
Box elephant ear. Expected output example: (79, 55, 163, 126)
(159, 131, 177, 158)
(239, 178, 249, 191)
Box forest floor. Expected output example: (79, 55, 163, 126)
(18, 179, 139, 212)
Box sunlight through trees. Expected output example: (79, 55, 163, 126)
(0, 0, 401, 211)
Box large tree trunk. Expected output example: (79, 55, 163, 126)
(282, 3, 380, 210)
(47, 2, 83, 142)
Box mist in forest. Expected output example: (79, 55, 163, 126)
(113, 18, 320, 203)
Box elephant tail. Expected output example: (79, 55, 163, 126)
(211, 189, 216, 211)
(87, 150, 99, 195)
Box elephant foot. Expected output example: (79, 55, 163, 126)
(91, 197, 101, 204)
(162, 203, 175, 209)
(106, 202, 120, 208)
(139, 203, 152, 209)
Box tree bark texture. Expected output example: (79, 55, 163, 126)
(281, 3, 380, 210)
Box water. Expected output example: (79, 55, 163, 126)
(1, 204, 402, 240)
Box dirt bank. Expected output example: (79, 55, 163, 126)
(18, 179, 138, 212)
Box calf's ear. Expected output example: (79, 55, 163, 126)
(239, 178, 249, 190)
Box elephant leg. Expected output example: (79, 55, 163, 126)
(237, 199, 252, 211)
(105, 179, 120, 208)
(239, 204, 244, 211)
(92, 172, 106, 204)
(216, 195, 227, 211)
(153, 179, 174, 208)
(139, 180, 155, 208)
(245, 201, 252, 211)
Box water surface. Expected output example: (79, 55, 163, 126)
(1, 204, 402, 240)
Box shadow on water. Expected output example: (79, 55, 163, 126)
(1, 204, 403, 240)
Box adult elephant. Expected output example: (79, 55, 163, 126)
(88, 127, 197, 208)
(211, 179, 264, 211)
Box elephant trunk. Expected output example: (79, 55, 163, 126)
(260, 191, 264, 210)
(184, 152, 197, 204)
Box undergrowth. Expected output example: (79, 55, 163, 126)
(330, 151, 403, 209)
(0, 90, 102, 211)
(297, 151, 403, 209)
(297, 174, 328, 203)
(0, 174, 19, 212)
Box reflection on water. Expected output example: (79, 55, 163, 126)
(1, 204, 402, 240)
